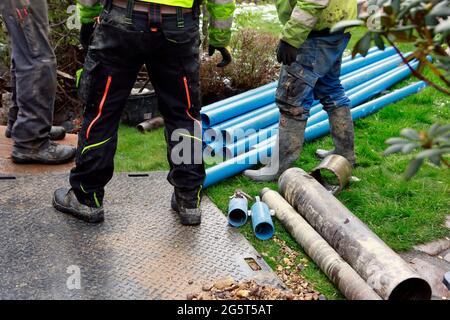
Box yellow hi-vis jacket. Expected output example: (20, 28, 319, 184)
(77, 0, 235, 47)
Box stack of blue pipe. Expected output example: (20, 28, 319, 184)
(201, 47, 428, 188)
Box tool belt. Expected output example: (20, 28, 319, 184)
(111, 0, 192, 14)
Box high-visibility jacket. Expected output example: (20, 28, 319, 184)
(77, 0, 235, 47)
(276, 0, 357, 48)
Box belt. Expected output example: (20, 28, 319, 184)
(112, 0, 192, 14)
(308, 28, 344, 38)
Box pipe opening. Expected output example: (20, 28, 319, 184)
(312, 168, 341, 194)
(255, 222, 274, 240)
(388, 278, 432, 300)
(228, 209, 247, 227)
(201, 114, 211, 127)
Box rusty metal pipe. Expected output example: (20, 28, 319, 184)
(136, 117, 164, 133)
(279, 168, 432, 300)
(261, 188, 382, 300)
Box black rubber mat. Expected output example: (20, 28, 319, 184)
(0, 172, 282, 300)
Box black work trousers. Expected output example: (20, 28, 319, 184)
(70, 5, 205, 208)
(1, 0, 55, 152)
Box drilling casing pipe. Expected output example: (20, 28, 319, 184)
(278, 168, 432, 300)
(260, 188, 382, 300)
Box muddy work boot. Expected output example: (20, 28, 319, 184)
(244, 114, 307, 182)
(48, 126, 66, 141)
(7, 125, 66, 141)
(316, 107, 356, 166)
(53, 188, 104, 223)
(171, 189, 202, 226)
(11, 141, 76, 165)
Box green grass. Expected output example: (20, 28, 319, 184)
(115, 10, 450, 299)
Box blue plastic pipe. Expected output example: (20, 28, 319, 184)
(340, 47, 396, 75)
(305, 81, 428, 141)
(204, 82, 426, 188)
(221, 59, 418, 143)
(202, 88, 276, 126)
(307, 60, 419, 126)
(308, 54, 406, 117)
(223, 107, 280, 143)
(251, 197, 274, 241)
(203, 103, 275, 142)
(342, 47, 379, 64)
(201, 47, 395, 127)
(201, 82, 277, 114)
(224, 124, 278, 158)
(228, 197, 249, 227)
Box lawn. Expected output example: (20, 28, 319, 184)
(115, 6, 450, 299)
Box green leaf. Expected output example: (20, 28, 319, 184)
(428, 123, 442, 139)
(404, 157, 424, 180)
(385, 137, 410, 145)
(416, 148, 450, 160)
(373, 33, 386, 50)
(384, 144, 404, 156)
(353, 32, 372, 57)
(400, 128, 421, 141)
(429, 154, 442, 167)
(402, 143, 420, 154)
(435, 20, 450, 35)
(432, 124, 450, 138)
(429, 1, 450, 18)
(331, 20, 365, 33)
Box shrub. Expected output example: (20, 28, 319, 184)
(200, 28, 279, 105)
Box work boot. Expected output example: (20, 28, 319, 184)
(53, 188, 104, 223)
(244, 114, 307, 182)
(171, 189, 202, 226)
(11, 141, 76, 165)
(6, 125, 66, 141)
(49, 126, 66, 141)
(315, 107, 356, 167)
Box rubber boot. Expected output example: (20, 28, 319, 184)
(171, 188, 202, 226)
(53, 188, 104, 223)
(11, 141, 76, 165)
(244, 115, 307, 182)
(316, 107, 356, 166)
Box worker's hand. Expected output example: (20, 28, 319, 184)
(208, 45, 232, 68)
(80, 22, 96, 52)
(276, 40, 298, 66)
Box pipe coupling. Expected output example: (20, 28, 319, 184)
(310, 155, 352, 195)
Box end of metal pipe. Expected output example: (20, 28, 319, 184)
(310, 155, 353, 195)
(388, 277, 432, 300)
(136, 117, 164, 133)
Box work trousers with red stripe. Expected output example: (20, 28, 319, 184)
(70, 5, 205, 208)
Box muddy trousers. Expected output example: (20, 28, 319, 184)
(1, 0, 55, 152)
(276, 33, 352, 120)
(70, 6, 205, 208)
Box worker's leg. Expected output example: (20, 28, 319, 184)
(146, 13, 205, 224)
(244, 41, 318, 182)
(314, 33, 356, 166)
(1, 0, 54, 152)
(54, 7, 143, 222)
(5, 59, 18, 138)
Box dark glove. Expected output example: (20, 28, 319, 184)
(80, 22, 96, 52)
(276, 40, 298, 66)
(208, 45, 232, 68)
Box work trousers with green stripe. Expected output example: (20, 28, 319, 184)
(70, 5, 205, 208)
